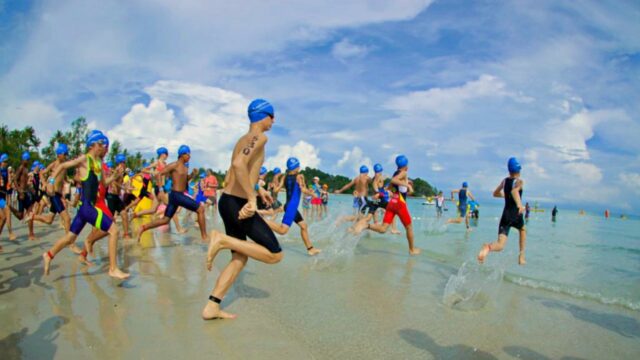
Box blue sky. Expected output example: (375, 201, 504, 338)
(1, 0, 639, 213)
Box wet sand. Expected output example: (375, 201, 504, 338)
(1, 215, 639, 359)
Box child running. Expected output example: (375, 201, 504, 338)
(264, 157, 321, 256)
(354, 155, 421, 255)
(136, 145, 207, 241)
(477, 157, 526, 265)
(42, 130, 130, 279)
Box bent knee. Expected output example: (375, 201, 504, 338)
(269, 251, 284, 264)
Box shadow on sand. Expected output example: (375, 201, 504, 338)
(530, 296, 640, 338)
(503, 346, 586, 360)
(398, 328, 497, 359)
(0, 316, 69, 360)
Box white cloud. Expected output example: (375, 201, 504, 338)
(264, 140, 321, 171)
(327, 130, 359, 141)
(619, 173, 640, 194)
(331, 39, 371, 61)
(107, 81, 249, 170)
(384, 74, 529, 123)
(336, 146, 372, 176)
(431, 162, 443, 172)
(0, 99, 64, 139)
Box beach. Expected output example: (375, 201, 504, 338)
(1, 195, 639, 359)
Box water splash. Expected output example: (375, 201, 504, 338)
(442, 261, 504, 311)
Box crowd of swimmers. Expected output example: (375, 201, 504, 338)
(0, 98, 534, 319)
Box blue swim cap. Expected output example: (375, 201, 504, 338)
(462, 182, 468, 188)
(22, 151, 30, 161)
(360, 165, 369, 174)
(106, 161, 113, 169)
(508, 157, 522, 173)
(286, 157, 300, 171)
(260, 166, 267, 176)
(395, 155, 408, 168)
(248, 99, 274, 123)
(0, 153, 8, 162)
(373, 163, 383, 173)
(128, 170, 134, 177)
(199, 172, 205, 179)
(178, 145, 190, 157)
(273, 167, 281, 175)
(157, 147, 168, 157)
(185, 162, 189, 168)
(86, 130, 107, 149)
(56, 143, 69, 156)
(115, 154, 126, 164)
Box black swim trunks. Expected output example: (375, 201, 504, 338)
(218, 193, 281, 253)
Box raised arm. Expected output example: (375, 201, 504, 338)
(51, 155, 86, 179)
(450, 189, 459, 201)
(335, 179, 355, 194)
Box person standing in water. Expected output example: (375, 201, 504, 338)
(264, 157, 321, 256)
(477, 157, 527, 265)
(135, 145, 207, 242)
(551, 206, 558, 222)
(204, 99, 284, 320)
(447, 182, 475, 230)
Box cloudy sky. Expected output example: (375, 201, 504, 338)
(1, 0, 639, 212)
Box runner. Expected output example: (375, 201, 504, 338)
(203, 98, 283, 320)
(447, 182, 475, 230)
(10, 151, 36, 240)
(264, 157, 321, 256)
(354, 155, 421, 255)
(32, 144, 73, 236)
(42, 130, 130, 279)
(106, 154, 131, 238)
(135, 145, 207, 241)
(0, 153, 16, 241)
(477, 157, 527, 265)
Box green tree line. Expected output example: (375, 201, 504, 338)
(2, 121, 437, 196)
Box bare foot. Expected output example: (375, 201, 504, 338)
(69, 243, 83, 255)
(518, 252, 526, 265)
(352, 218, 369, 234)
(28, 234, 36, 241)
(86, 241, 96, 257)
(123, 232, 132, 240)
(42, 252, 52, 275)
(9, 232, 16, 241)
(409, 248, 421, 255)
(108, 268, 131, 280)
(79, 254, 94, 266)
(390, 229, 401, 235)
(477, 244, 490, 264)
(176, 227, 188, 234)
(202, 301, 237, 320)
(206, 231, 224, 271)
(307, 247, 321, 256)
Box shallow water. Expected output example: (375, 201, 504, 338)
(0, 196, 639, 359)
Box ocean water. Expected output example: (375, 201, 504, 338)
(321, 194, 640, 312)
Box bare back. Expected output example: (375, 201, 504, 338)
(354, 174, 371, 196)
